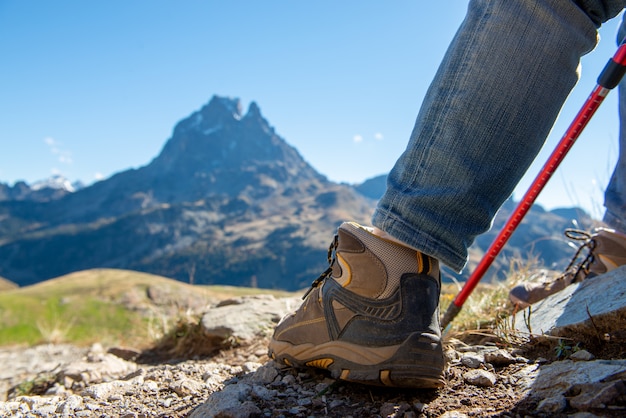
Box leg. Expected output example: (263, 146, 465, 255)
(270, 0, 625, 388)
(374, 0, 607, 272)
(603, 17, 626, 233)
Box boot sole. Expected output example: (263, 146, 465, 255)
(269, 332, 445, 388)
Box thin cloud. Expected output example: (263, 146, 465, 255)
(353, 133, 384, 143)
(44, 137, 73, 164)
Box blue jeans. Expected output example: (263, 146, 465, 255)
(604, 18, 626, 231)
(372, 0, 626, 272)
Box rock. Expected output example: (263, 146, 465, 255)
(568, 380, 626, 411)
(379, 401, 410, 417)
(536, 395, 568, 414)
(60, 352, 137, 384)
(483, 349, 516, 366)
(107, 346, 141, 361)
(527, 359, 626, 414)
(510, 364, 540, 392)
(463, 369, 497, 387)
(460, 353, 483, 369)
(81, 380, 132, 400)
(513, 266, 626, 338)
(200, 295, 300, 343)
(570, 349, 595, 361)
(0, 343, 88, 401)
(172, 378, 204, 396)
(245, 362, 279, 384)
(55, 394, 83, 414)
(188, 383, 259, 418)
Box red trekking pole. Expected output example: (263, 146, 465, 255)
(441, 39, 626, 330)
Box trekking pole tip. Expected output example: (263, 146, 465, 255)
(441, 302, 461, 331)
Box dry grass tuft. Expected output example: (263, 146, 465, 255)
(441, 255, 548, 346)
(141, 314, 233, 361)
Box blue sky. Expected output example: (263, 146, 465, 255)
(0, 1, 623, 220)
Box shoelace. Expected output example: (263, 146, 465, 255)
(562, 228, 597, 282)
(302, 234, 339, 300)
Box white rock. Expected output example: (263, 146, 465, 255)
(463, 369, 497, 387)
(513, 267, 626, 337)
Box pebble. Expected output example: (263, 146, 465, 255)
(463, 369, 497, 387)
(570, 349, 595, 361)
(460, 353, 483, 368)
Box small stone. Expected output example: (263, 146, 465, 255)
(463, 369, 497, 387)
(45, 383, 67, 396)
(281, 374, 297, 385)
(172, 378, 204, 396)
(413, 402, 426, 412)
(107, 346, 141, 361)
(570, 349, 595, 361)
(536, 395, 567, 414)
(380, 401, 410, 417)
(242, 361, 262, 373)
(84, 403, 100, 411)
(248, 363, 280, 384)
(297, 397, 312, 407)
(55, 394, 83, 413)
(461, 353, 483, 369)
(484, 349, 516, 366)
(314, 382, 330, 393)
(143, 381, 159, 392)
(251, 384, 277, 401)
(329, 399, 345, 408)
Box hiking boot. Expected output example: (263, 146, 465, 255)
(268, 222, 445, 388)
(509, 227, 626, 307)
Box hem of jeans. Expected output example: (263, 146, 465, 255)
(371, 209, 467, 273)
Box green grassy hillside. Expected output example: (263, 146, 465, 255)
(0, 268, 295, 348)
(0, 267, 523, 350)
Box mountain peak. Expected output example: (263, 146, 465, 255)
(245, 101, 261, 117)
(203, 96, 242, 120)
(142, 96, 325, 202)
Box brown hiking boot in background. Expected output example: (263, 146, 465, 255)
(509, 227, 626, 308)
(268, 222, 445, 388)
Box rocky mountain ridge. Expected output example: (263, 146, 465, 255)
(0, 95, 594, 290)
(0, 96, 374, 290)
